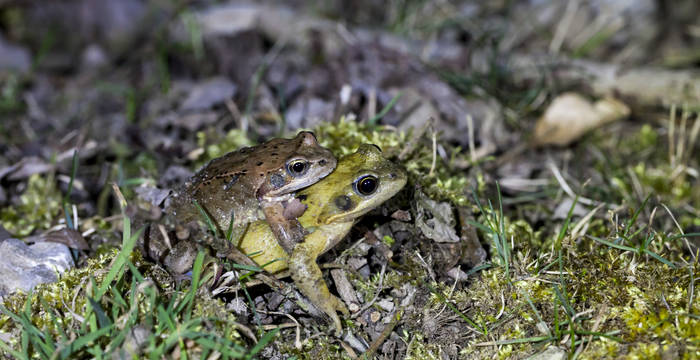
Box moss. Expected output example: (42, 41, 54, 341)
(1, 249, 121, 338)
(315, 117, 469, 206)
(0, 246, 252, 356)
(277, 335, 347, 359)
(196, 128, 254, 166)
(404, 333, 443, 359)
(0, 173, 62, 237)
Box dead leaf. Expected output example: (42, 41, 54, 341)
(2, 157, 55, 181)
(25, 228, 89, 250)
(533, 92, 630, 147)
(135, 185, 172, 207)
(415, 190, 460, 243)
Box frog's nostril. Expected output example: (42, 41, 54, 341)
(388, 173, 396, 179)
(319, 159, 327, 166)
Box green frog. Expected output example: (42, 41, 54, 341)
(145, 131, 337, 273)
(237, 144, 407, 333)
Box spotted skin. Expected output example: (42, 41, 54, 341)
(238, 144, 407, 334)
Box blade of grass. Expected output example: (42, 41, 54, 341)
(87, 298, 113, 329)
(368, 91, 402, 127)
(67, 325, 114, 355)
(245, 328, 279, 360)
(642, 249, 676, 268)
(587, 235, 637, 252)
(0, 338, 25, 360)
(176, 251, 207, 320)
(193, 199, 218, 236)
(62, 150, 79, 229)
(425, 282, 486, 335)
(476, 336, 553, 346)
(95, 224, 142, 300)
(621, 194, 650, 240)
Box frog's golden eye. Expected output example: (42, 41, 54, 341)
(287, 160, 309, 177)
(354, 175, 379, 196)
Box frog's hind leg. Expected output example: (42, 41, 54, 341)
(288, 240, 349, 335)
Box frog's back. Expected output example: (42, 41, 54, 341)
(168, 137, 304, 231)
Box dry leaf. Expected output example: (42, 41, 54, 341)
(533, 92, 630, 146)
(25, 228, 89, 250)
(415, 190, 460, 243)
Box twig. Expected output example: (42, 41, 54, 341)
(428, 125, 437, 176)
(661, 203, 695, 261)
(363, 310, 403, 359)
(547, 160, 601, 207)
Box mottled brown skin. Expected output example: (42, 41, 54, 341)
(238, 145, 407, 334)
(158, 131, 336, 272)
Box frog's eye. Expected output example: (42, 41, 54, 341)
(287, 160, 309, 177)
(354, 175, 379, 196)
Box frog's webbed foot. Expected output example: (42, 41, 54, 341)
(261, 201, 307, 254)
(289, 242, 347, 335)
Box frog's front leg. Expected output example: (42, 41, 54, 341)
(288, 233, 349, 335)
(261, 200, 307, 254)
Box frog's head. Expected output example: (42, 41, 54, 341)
(261, 131, 337, 199)
(312, 144, 407, 224)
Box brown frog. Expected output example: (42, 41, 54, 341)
(146, 131, 337, 273)
(238, 144, 407, 333)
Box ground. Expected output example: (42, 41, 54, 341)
(0, 1, 699, 359)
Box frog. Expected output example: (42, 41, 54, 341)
(237, 144, 407, 334)
(144, 131, 337, 274)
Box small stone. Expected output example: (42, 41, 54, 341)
(81, 44, 108, 69)
(390, 209, 411, 221)
(529, 346, 566, 360)
(0, 34, 31, 73)
(163, 241, 197, 274)
(342, 332, 368, 353)
(227, 297, 248, 316)
(446, 267, 469, 282)
(0, 238, 74, 297)
(377, 299, 394, 312)
(369, 311, 381, 323)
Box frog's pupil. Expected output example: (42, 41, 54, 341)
(293, 162, 305, 173)
(358, 176, 378, 195)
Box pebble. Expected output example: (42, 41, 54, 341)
(0, 238, 74, 297)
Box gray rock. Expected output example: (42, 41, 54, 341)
(0, 34, 31, 73)
(0, 238, 74, 297)
(81, 44, 108, 70)
(529, 346, 567, 360)
(180, 77, 237, 111)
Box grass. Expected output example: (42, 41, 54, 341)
(0, 185, 280, 359)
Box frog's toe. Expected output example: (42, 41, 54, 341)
(329, 312, 343, 336)
(331, 295, 349, 316)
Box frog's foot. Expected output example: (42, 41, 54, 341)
(327, 294, 350, 336)
(261, 201, 306, 254)
(163, 240, 198, 275)
(289, 244, 347, 335)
